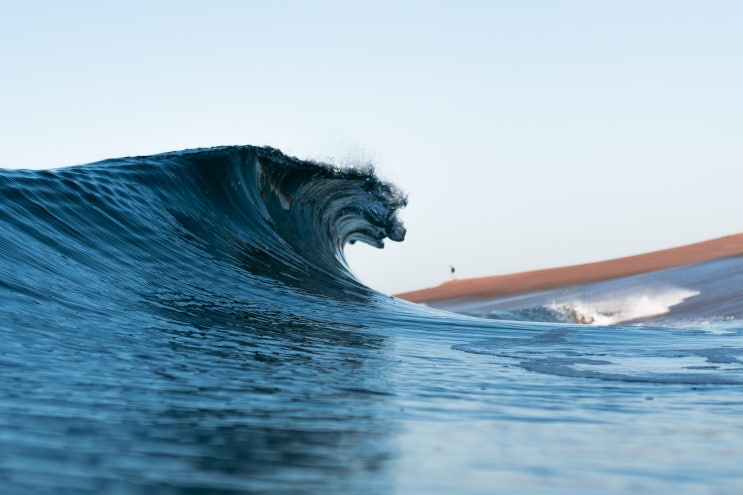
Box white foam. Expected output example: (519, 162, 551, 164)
(549, 287, 701, 325)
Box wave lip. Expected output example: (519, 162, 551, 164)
(253, 146, 407, 271)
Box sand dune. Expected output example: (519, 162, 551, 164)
(396, 233, 743, 303)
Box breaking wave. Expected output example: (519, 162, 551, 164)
(2, 145, 743, 494)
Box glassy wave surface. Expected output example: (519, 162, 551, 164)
(2, 146, 743, 494)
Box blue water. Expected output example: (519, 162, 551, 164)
(2, 146, 742, 494)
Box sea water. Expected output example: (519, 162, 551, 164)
(1, 146, 742, 494)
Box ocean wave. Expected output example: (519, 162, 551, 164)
(3, 146, 743, 493)
(0, 146, 407, 318)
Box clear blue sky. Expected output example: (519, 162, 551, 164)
(2, 1, 742, 294)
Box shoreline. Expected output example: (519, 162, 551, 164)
(396, 233, 743, 303)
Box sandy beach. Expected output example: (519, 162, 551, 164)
(396, 233, 743, 303)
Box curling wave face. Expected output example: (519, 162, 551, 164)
(2, 146, 743, 494)
(1, 146, 407, 321)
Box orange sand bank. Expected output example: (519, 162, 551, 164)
(396, 233, 743, 303)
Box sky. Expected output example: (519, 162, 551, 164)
(1, 1, 742, 295)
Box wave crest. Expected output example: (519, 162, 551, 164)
(0, 146, 408, 311)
